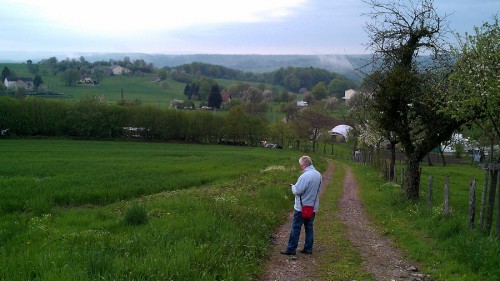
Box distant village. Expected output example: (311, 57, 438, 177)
(3, 65, 133, 93)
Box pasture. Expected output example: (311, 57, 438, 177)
(0, 139, 315, 280)
(1, 63, 291, 110)
(1, 138, 497, 280)
(1, 63, 186, 107)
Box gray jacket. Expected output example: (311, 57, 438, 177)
(291, 165, 322, 212)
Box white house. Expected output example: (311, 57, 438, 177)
(296, 100, 308, 107)
(110, 65, 131, 75)
(4, 77, 34, 91)
(78, 77, 94, 84)
(342, 89, 357, 103)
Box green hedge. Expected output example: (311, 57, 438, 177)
(0, 96, 267, 145)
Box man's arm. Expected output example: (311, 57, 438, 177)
(291, 175, 307, 195)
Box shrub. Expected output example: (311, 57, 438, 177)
(124, 204, 148, 226)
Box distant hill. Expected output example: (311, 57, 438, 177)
(0, 52, 371, 81)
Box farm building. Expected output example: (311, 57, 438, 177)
(342, 89, 358, 103)
(4, 77, 34, 91)
(109, 65, 131, 75)
(296, 100, 308, 107)
(331, 124, 352, 141)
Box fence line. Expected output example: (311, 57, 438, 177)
(350, 149, 499, 237)
(469, 178, 476, 230)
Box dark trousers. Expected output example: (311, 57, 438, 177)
(286, 210, 315, 252)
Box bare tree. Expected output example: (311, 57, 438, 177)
(362, 0, 463, 199)
(298, 104, 332, 153)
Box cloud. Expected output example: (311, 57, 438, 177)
(5, 0, 306, 35)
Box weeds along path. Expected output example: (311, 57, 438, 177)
(258, 162, 334, 281)
(339, 166, 432, 281)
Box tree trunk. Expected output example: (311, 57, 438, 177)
(427, 154, 433, 166)
(439, 146, 446, 166)
(405, 156, 421, 199)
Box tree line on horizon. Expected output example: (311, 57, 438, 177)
(170, 61, 358, 96)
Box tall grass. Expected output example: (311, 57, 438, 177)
(0, 139, 287, 213)
(0, 139, 312, 280)
(352, 162, 499, 281)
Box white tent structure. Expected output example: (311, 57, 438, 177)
(330, 125, 353, 140)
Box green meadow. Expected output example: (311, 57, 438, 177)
(2, 63, 186, 107)
(1, 63, 289, 109)
(0, 139, 316, 280)
(0, 138, 498, 280)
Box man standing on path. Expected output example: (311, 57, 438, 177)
(281, 156, 322, 255)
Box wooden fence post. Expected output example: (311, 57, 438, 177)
(485, 169, 498, 235)
(469, 178, 476, 230)
(444, 176, 450, 216)
(401, 168, 405, 192)
(479, 170, 489, 231)
(394, 165, 398, 183)
(386, 160, 390, 181)
(428, 175, 433, 209)
(497, 171, 500, 237)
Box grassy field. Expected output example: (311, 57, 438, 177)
(1, 63, 293, 110)
(2, 63, 187, 107)
(352, 161, 499, 281)
(0, 139, 321, 280)
(2, 138, 497, 280)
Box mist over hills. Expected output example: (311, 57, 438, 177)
(0, 51, 370, 81)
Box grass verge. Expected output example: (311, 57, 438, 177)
(352, 163, 499, 281)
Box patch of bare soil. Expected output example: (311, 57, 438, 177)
(258, 163, 433, 281)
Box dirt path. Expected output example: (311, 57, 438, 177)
(339, 166, 432, 281)
(259, 163, 432, 281)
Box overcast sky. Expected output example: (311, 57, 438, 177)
(0, 0, 498, 56)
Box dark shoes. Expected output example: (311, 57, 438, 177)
(280, 249, 312, 255)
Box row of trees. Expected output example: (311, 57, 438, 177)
(349, 0, 499, 212)
(172, 62, 358, 96)
(0, 95, 342, 153)
(36, 56, 157, 87)
(0, 96, 321, 147)
(39, 56, 155, 75)
(0, 97, 266, 145)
